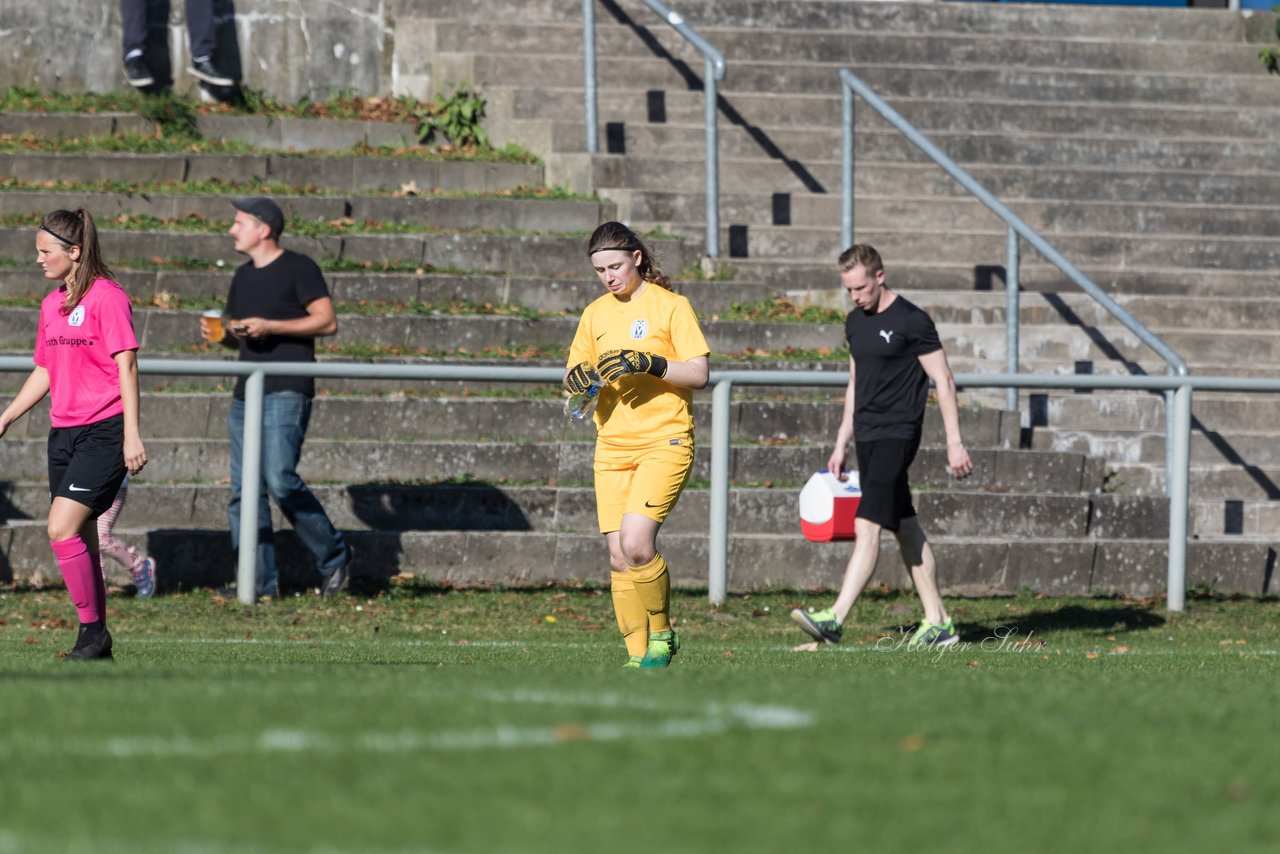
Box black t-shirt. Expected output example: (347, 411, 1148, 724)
(225, 250, 331, 399)
(845, 295, 942, 440)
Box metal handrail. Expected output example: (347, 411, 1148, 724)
(838, 67, 1190, 494)
(0, 355, 1227, 614)
(583, 0, 725, 256)
(708, 369, 1193, 614)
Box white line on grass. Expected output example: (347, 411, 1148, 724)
(6, 636, 1274, 657)
(76, 699, 813, 759)
(103, 637, 1280, 656)
(2, 693, 813, 761)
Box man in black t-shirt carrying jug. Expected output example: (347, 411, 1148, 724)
(792, 244, 973, 649)
(201, 197, 352, 599)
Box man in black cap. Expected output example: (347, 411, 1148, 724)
(201, 197, 351, 598)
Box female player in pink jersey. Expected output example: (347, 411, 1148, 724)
(564, 222, 710, 668)
(0, 209, 147, 660)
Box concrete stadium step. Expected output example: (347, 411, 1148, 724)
(190, 115, 420, 152)
(1186, 498, 1280, 539)
(0, 393, 1014, 449)
(470, 52, 1280, 111)
(9, 302, 1269, 366)
(1039, 392, 1280, 434)
(2, 524, 1268, 598)
(0, 112, 154, 139)
(0, 438, 1098, 495)
(721, 257, 1277, 296)
(588, 156, 1280, 207)
(517, 104, 1280, 172)
(665, 224, 1280, 272)
(29, 261, 1273, 335)
(1033, 427, 1280, 469)
(3, 112, 421, 151)
(423, 0, 1256, 43)
(0, 228, 694, 280)
(0, 268, 776, 316)
(70, 262, 1268, 329)
(940, 326, 1280, 370)
(621, 0, 1261, 42)
(1111, 462, 1280, 503)
(953, 357, 1280, 381)
(434, 20, 1260, 75)
(5, 306, 1270, 380)
(788, 291, 1280, 334)
(613, 190, 1280, 241)
(782, 196, 1280, 238)
(0, 306, 841, 355)
(0, 482, 1151, 539)
(585, 122, 1280, 175)
(509, 86, 1280, 144)
(0, 189, 615, 235)
(0, 152, 544, 195)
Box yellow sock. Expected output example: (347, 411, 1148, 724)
(611, 570, 649, 658)
(629, 553, 671, 633)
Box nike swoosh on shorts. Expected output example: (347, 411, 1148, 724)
(68, 484, 91, 492)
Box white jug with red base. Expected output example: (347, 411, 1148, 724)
(798, 470, 861, 542)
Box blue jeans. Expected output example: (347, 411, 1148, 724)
(229, 392, 347, 595)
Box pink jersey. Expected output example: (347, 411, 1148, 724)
(34, 277, 139, 428)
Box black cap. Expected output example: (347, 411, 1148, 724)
(230, 196, 285, 240)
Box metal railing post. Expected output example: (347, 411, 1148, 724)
(708, 378, 733, 607)
(1005, 227, 1020, 413)
(586, 1, 724, 255)
(704, 57, 720, 258)
(236, 370, 264, 606)
(1167, 380, 1193, 612)
(841, 83, 854, 249)
(582, 0, 598, 154)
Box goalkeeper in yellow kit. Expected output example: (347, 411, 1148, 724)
(565, 222, 710, 668)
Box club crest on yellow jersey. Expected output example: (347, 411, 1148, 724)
(630, 319, 648, 339)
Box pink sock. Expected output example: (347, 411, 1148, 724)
(50, 536, 102, 625)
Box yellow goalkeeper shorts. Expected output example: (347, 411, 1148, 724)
(593, 440, 694, 533)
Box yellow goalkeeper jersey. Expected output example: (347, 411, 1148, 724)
(567, 282, 710, 449)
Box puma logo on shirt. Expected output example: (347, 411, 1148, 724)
(879, 329, 894, 344)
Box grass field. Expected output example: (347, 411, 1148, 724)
(1, 585, 1277, 854)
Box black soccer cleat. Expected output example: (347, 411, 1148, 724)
(66, 623, 114, 661)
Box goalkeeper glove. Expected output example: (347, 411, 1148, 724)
(565, 361, 598, 395)
(597, 349, 668, 384)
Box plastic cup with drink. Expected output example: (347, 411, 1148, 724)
(202, 309, 225, 343)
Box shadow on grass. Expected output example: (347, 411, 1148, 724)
(957, 604, 1166, 640)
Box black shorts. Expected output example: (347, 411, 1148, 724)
(48, 414, 127, 515)
(854, 435, 921, 532)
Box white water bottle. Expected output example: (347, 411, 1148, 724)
(564, 369, 603, 422)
